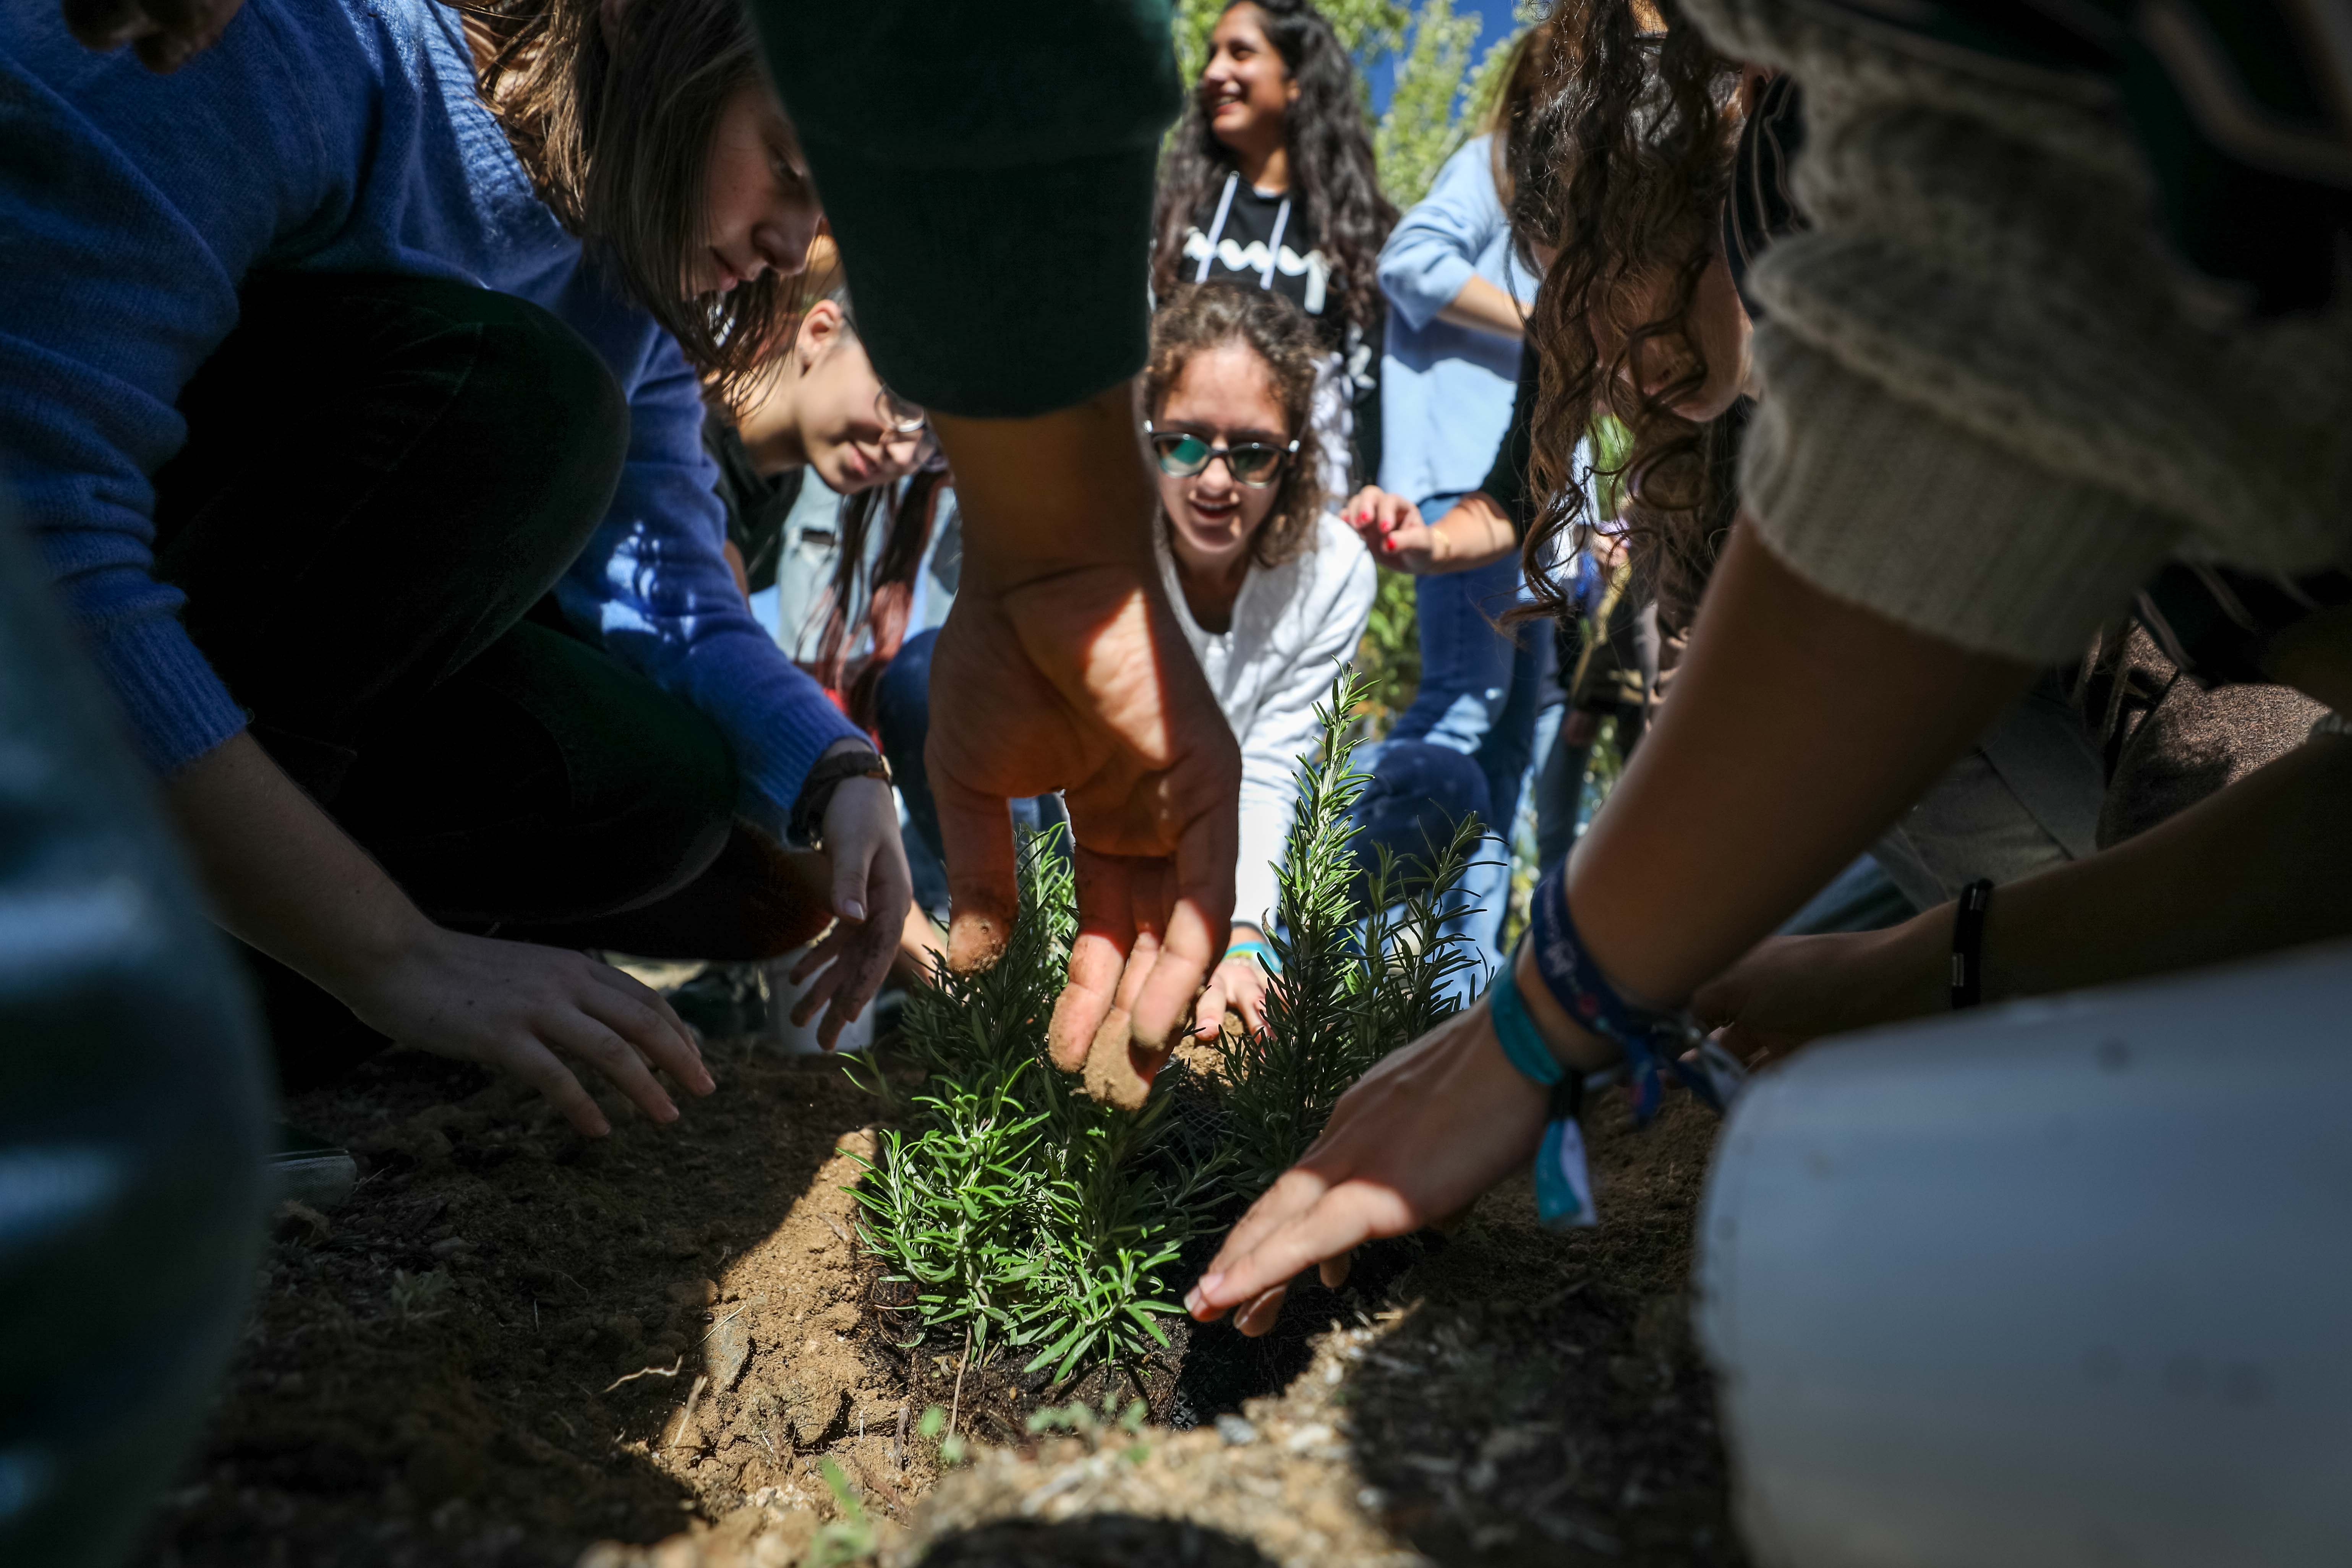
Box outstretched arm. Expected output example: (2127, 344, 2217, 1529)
(169, 734, 711, 1136)
(1189, 522, 2036, 1330)
(1696, 725, 2352, 1054)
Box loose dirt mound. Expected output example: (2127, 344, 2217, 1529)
(137, 1024, 1739, 1568)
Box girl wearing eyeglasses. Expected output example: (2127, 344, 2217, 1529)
(1143, 285, 1390, 1042)
(707, 284, 935, 606)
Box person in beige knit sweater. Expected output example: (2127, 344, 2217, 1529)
(1191, 0, 2352, 1335)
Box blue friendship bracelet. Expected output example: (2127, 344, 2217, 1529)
(1489, 955, 1596, 1230)
(1524, 868, 1748, 1124)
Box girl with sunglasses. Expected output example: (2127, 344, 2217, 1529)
(1142, 285, 1395, 1042)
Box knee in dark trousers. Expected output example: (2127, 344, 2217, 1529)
(154, 272, 630, 792)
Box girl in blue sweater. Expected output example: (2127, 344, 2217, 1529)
(0, 0, 910, 1127)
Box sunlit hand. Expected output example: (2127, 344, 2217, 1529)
(1341, 486, 1442, 573)
(62, 0, 240, 70)
(924, 565, 1241, 1102)
(1184, 999, 1550, 1335)
(786, 743, 915, 1049)
(344, 928, 714, 1139)
(1191, 944, 1272, 1042)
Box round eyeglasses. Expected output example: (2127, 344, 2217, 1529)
(876, 386, 928, 438)
(1144, 421, 1297, 489)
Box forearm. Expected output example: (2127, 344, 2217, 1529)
(931, 383, 1156, 588)
(1426, 494, 1517, 572)
(164, 731, 431, 993)
(1433, 274, 1526, 340)
(1983, 730, 2352, 999)
(1545, 522, 2035, 1033)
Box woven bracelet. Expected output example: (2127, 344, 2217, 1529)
(1488, 956, 1597, 1230)
(1524, 868, 1746, 1122)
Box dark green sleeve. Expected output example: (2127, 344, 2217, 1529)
(751, 2, 1182, 420)
(1478, 341, 1539, 538)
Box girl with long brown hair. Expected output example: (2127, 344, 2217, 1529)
(2, 0, 910, 1129)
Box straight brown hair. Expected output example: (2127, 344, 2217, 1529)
(457, 0, 802, 398)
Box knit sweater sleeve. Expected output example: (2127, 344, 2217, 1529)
(1230, 521, 1378, 930)
(1377, 137, 1500, 334)
(748, 1, 1180, 418)
(1681, 0, 2352, 662)
(0, 6, 354, 772)
(554, 332, 862, 837)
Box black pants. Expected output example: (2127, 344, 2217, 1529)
(154, 273, 826, 1088)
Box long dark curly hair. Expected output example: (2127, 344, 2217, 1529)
(1144, 284, 1329, 569)
(1150, 0, 1396, 348)
(458, 0, 803, 401)
(1505, 0, 1743, 632)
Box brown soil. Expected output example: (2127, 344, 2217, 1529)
(137, 1003, 1740, 1568)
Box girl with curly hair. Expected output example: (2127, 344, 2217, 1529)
(1143, 285, 1387, 1041)
(1152, 0, 1398, 498)
(1192, 0, 2352, 1339)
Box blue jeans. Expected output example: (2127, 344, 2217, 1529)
(1346, 737, 1507, 1007)
(1388, 552, 1546, 833)
(876, 628, 1067, 922)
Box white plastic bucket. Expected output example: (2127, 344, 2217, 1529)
(760, 945, 873, 1057)
(1696, 940, 2352, 1568)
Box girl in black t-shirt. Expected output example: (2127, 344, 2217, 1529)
(1150, 0, 1394, 494)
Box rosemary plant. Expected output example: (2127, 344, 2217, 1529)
(855, 670, 1484, 1387)
(853, 833, 1220, 1383)
(1215, 671, 1481, 1197)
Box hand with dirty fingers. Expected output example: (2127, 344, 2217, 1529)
(925, 390, 1242, 1108)
(1184, 996, 1554, 1335)
(782, 742, 914, 1051)
(345, 927, 713, 1138)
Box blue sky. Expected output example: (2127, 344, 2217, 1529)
(1364, 0, 1525, 117)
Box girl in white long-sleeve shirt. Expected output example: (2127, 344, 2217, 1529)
(1142, 285, 1380, 1041)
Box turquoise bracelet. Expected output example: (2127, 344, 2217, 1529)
(1226, 937, 1278, 973)
(1489, 953, 1596, 1230)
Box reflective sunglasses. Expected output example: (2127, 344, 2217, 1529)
(1144, 421, 1297, 488)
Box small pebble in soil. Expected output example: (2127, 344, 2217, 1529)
(1213, 1415, 1257, 1447)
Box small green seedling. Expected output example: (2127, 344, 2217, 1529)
(805, 1458, 874, 1568)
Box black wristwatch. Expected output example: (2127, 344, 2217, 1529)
(789, 748, 892, 847)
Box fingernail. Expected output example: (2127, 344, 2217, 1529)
(1198, 1272, 1223, 1299)
(842, 899, 865, 922)
(586, 1116, 611, 1137)
(1184, 1286, 1204, 1314)
(656, 1100, 679, 1123)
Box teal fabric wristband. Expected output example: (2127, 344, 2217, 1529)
(1226, 937, 1278, 973)
(1489, 955, 1596, 1230)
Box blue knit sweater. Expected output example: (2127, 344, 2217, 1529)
(0, 0, 860, 830)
